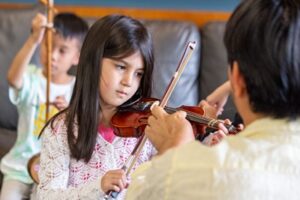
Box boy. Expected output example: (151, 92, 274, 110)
(0, 13, 88, 199)
(127, 0, 300, 199)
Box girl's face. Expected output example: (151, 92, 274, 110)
(99, 51, 144, 109)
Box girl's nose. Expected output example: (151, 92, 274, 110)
(121, 72, 133, 87)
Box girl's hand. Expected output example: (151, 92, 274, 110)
(101, 169, 127, 193)
(52, 95, 68, 111)
(202, 119, 244, 146)
(30, 13, 47, 44)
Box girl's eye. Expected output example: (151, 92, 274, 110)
(136, 71, 144, 77)
(116, 64, 126, 70)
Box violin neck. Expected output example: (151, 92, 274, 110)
(164, 107, 238, 134)
(164, 106, 211, 124)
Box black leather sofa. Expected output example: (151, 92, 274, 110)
(0, 3, 235, 187)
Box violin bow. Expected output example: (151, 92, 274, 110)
(40, 0, 54, 121)
(105, 41, 197, 200)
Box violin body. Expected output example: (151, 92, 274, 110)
(111, 98, 154, 137)
(111, 110, 150, 137)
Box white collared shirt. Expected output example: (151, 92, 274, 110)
(126, 117, 300, 200)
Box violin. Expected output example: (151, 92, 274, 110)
(111, 97, 239, 139)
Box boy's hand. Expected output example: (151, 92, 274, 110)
(198, 100, 218, 119)
(52, 95, 68, 111)
(199, 81, 231, 116)
(101, 169, 127, 193)
(30, 13, 47, 44)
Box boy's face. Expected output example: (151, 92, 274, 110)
(40, 33, 80, 77)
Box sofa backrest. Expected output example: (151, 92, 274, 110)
(143, 20, 201, 107)
(0, 5, 202, 131)
(0, 4, 235, 131)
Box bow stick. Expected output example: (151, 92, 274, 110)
(40, 0, 54, 121)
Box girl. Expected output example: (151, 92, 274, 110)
(36, 14, 155, 199)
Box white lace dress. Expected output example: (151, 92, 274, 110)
(36, 114, 155, 200)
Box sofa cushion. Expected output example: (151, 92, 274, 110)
(0, 128, 17, 159)
(0, 127, 17, 191)
(199, 21, 236, 120)
(0, 4, 42, 130)
(143, 20, 201, 107)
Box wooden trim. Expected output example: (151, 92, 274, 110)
(0, 3, 231, 27)
(0, 3, 32, 9)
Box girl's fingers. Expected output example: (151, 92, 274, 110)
(105, 178, 123, 191)
(111, 185, 120, 192)
(102, 169, 127, 192)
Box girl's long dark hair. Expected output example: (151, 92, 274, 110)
(60, 15, 154, 162)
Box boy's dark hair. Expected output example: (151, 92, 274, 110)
(224, 0, 300, 119)
(65, 14, 154, 162)
(54, 13, 89, 47)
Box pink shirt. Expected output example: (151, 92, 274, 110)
(98, 124, 115, 143)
